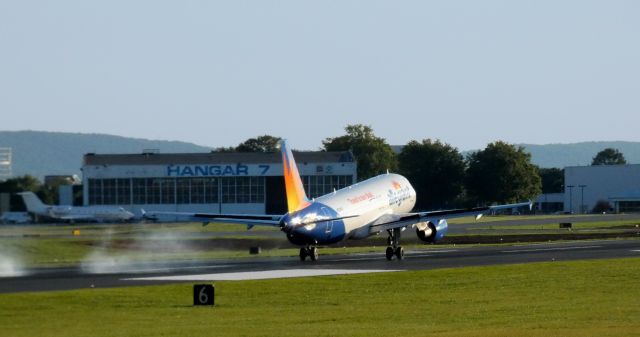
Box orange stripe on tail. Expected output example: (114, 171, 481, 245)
(280, 140, 311, 213)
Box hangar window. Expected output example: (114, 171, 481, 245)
(160, 178, 175, 204)
(250, 177, 265, 203)
(176, 178, 191, 204)
(132, 178, 147, 204)
(117, 179, 131, 204)
(619, 201, 640, 213)
(302, 175, 354, 199)
(88, 179, 103, 205)
(221, 177, 235, 203)
(147, 179, 162, 204)
(236, 177, 251, 203)
(204, 178, 219, 203)
(307, 176, 319, 198)
(218, 177, 263, 204)
(191, 178, 205, 203)
(103, 179, 117, 205)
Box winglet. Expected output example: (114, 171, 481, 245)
(280, 140, 311, 213)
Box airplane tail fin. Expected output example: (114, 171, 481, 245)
(280, 140, 311, 213)
(17, 192, 48, 214)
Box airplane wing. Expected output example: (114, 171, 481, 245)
(142, 210, 283, 228)
(369, 201, 532, 234)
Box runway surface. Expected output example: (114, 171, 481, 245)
(1, 238, 639, 294)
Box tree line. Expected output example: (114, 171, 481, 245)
(214, 125, 542, 209)
(214, 124, 629, 210)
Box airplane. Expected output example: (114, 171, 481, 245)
(18, 191, 135, 222)
(147, 140, 531, 261)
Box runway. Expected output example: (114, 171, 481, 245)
(1, 238, 639, 294)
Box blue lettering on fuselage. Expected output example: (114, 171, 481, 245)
(167, 164, 265, 177)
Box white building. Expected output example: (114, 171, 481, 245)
(535, 193, 564, 213)
(0, 147, 11, 181)
(564, 164, 640, 213)
(82, 151, 357, 216)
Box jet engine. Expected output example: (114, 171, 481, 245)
(415, 219, 448, 243)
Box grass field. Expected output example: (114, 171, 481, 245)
(473, 219, 640, 231)
(446, 214, 596, 224)
(1, 257, 639, 337)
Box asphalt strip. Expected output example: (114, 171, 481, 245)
(124, 269, 403, 281)
(500, 245, 602, 253)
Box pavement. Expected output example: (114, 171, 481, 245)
(1, 238, 638, 294)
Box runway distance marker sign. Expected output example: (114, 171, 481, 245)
(193, 284, 215, 306)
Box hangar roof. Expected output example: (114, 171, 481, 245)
(83, 151, 354, 166)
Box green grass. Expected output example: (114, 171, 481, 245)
(0, 221, 278, 237)
(447, 214, 593, 225)
(474, 219, 640, 231)
(1, 257, 639, 336)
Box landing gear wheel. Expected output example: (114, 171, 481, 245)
(395, 246, 404, 260)
(309, 247, 318, 261)
(385, 246, 394, 261)
(299, 247, 307, 261)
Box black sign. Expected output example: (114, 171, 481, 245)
(193, 284, 215, 306)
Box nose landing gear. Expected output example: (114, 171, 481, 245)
(299, 246, 318, 262)
(386, 228, 404, 261)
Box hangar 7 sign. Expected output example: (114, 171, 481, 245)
(167, 164, 271, 177)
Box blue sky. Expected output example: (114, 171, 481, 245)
(1, 1, 638, 150)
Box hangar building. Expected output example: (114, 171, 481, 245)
(82, 151, 356, 216)
(564, 164, 640, 213)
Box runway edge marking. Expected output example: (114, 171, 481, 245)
(124, 269, 404, 281)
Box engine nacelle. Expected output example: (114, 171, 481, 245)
(415, 219, 448, 243)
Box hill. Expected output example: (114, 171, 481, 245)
(0, 131, 211, 179)
(517, 141, 640, 168)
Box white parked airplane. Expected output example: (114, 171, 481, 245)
(18, 191, 135, 222)
(148, 140, 531, 261)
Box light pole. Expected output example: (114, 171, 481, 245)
(579, 185, 587, 214)
(567, 185, 575, 213)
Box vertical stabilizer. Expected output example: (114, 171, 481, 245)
(17, 192, 49, 214)
(280, 140, 311, 213)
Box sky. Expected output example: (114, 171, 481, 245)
(1, 1, 639, 151)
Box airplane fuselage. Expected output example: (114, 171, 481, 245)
(282, 173, 416, 245)
(47, 205, 135, 221)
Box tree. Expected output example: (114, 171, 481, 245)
(212, 146, 236, 153)
(0, 175, 41, 194)
(323, 124, 398, 180)
(592, 200, 612, 213)
(398, 139, 465, 209)
(591, 148, 627, 165)
(538, 167, 564, 194)
(211, 135, 282, 153)
(0, 175, 46, 211)
(236, 135, 282, 152)
(466, 141, 541, 204)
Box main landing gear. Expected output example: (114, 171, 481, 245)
(299, 246, 319, 262)
(386, 228, 404, 261)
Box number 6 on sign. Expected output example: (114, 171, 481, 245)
(193, 284, 214, 306)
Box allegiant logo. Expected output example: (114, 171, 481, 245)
(167, 164, 270, 177)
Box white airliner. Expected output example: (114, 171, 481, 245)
(148, 140, 531, 261)
(18, 192, 135, 222)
